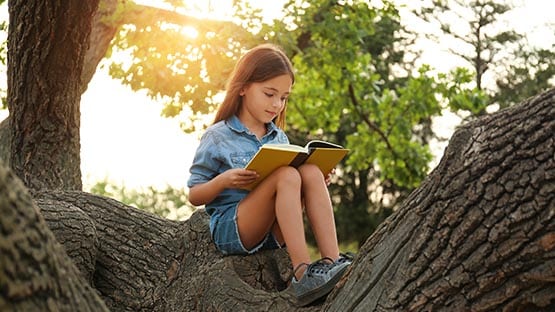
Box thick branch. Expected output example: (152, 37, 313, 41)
(0, 162, 108, 310)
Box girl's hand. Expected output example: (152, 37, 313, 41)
(221, 168, 259, 189)
(325, 168, 336, 186)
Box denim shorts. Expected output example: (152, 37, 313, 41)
(211, 203, 282, 256)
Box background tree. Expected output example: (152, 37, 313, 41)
(105, 0, 263, 133)
(417, 0, 555, 112)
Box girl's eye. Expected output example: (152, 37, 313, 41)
(264, 92, 274, 98)
(281, 97, 288, 102)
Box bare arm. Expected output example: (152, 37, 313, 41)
(189, 168, 259, 206)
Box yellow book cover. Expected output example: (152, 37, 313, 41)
(243, 140, 349, 190)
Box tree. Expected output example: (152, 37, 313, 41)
(2, 87, 554, 311)
(417, 0, 555, 111)
(2, 0, 555, 309)
(0, 162, 109, 311)
(7, 0, 100, 190)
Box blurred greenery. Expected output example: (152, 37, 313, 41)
(263, 0, 488, 246)
(88, 180, 196, 221)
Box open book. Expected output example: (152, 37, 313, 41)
(243, 140, 349, 190)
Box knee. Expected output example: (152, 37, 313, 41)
(274, 166, 302, 188)
(298, 163, 324, 181)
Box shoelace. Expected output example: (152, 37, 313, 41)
(306, 257, 334, 276)
(292, 257, 335, 281)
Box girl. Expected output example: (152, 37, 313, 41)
(187, 44, 351, 306)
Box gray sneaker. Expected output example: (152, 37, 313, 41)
(291, 257, 350, 306)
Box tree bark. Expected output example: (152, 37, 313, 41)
(2, 87, 554, 311)
(7, 0, 99, 191)
(35, 190, 298, 311)
(0, 161, 108, 311)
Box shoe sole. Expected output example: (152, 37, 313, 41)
(295, 263, 349, 307)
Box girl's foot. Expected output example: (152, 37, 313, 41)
(290, 258, 350, 307)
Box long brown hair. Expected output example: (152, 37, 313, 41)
(213, 44, 295, 129)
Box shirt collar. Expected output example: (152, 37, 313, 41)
(226, 115, 279, 137)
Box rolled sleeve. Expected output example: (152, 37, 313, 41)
(187, 132, 221, 188)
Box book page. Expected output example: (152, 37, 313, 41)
(305, 140, 344, 150)
(259, 144, 307, 153)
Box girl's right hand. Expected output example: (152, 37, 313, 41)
(221, 168, 259, 189)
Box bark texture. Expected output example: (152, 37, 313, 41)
(324, 88, 555, 311)
(35, 191, 298, 311)
(0, 161, 108, 311)
(7, 0, 98, 191)
(80, 0, 119, 95)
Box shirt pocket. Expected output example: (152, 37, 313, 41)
(230, 152, 254, 168)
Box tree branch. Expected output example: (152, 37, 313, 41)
(348, 83, 397, 157)
(121, 3, 241, 33)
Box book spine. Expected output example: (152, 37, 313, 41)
(289, 153, 309, 168)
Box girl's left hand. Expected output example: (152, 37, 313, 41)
(325, 169, 335, 186)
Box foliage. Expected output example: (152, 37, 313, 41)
(494, 45, 555, 107)
(416, 0, 555, 111)
(88, 180, 196, 220)
(106, 0, 263, 133)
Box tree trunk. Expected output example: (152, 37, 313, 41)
(2, 87, 554, 311)
(7, 0, 99, 191)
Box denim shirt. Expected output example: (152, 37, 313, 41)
(187, 115, 288, 228)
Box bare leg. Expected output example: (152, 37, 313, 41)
(236, 166, 311, 279)
(298, 164, 340, 261)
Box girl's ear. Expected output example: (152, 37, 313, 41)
(239, 83, 250, 96)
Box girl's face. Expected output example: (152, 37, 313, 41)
(238, 74, 292, 130)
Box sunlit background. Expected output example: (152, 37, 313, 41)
(1, 0, 554, 192)
(82, 0, 287, 190)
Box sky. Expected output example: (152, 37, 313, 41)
(2, 0, 554, 191)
